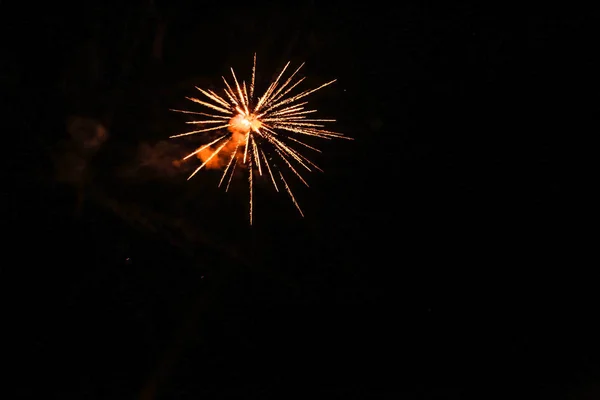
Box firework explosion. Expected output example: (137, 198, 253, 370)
(170, 54, 351, 224)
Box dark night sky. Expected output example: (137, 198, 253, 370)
(4, 1, 596, 398)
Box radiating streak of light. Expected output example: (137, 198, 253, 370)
(169, 109, 228, 117)
(287, 137, 322, 153)
(170, 124, 230, 138)
(250, 53, 256, 101)
(249, 154, 253, 225)
(186, 97, 230, 114)
(275, 148, 309, 187)
(279, 170, 304, 217)
(251, 135, 262, 176)
(185, 120, 228, 124)
(219, 139, 241, 187)
(226, 159, 237, 192)
(183, 135, 227, 159)
(195, 87, 230, 109)
(243, 132, 250, 164)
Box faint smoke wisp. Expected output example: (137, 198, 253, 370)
(54, 116, 109, 184)
(120, 140, 194, 179)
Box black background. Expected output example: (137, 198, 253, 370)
(4, 1, 596, 398)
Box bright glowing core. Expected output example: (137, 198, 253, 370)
(228, 114, 262, 135)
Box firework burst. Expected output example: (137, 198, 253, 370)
(170, 54, 351, 224)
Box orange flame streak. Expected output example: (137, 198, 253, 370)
(251, 134, 262, 176)
(277, 138, 318, 171)
(185, 96, 230, 114)
(268, 117, 336, 123)
(221, 77, 240, 106)
(263, 79, 337, 113)
(254, 82, 273, 112)
(169, 109, 229, 118)
(263, 102, 308, 118)
(242, 81, 249, 110)
(287, 136, 322, 153)
(230, 67, 248, 115)
(273, 125, 350, 140)
(219, 139, 241, 187)
(273, 121, 326, 128)
(265, 63, 304, 106)
(208, 89, 230, 108)
(243, 132, 250, 164)
(170, 124, 231, 139)
(184, 120, 228, 124)
(278, 170, 304, 217)
(272, 109, 317, 118)
(187, 137, 231, 179)
(274, 148, 309, 187)
(261, 126, 312, 171)
(226, 158, 237, 192)
(271, 77, 306, 105)
(255, 61, 290, 112)
(250, 53, 256, 101)
(249, 154, 253, 225)
(195, 87, 231, 109)
(183, 135, 227, 159)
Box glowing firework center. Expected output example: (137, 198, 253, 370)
(228, 112, 262, 136)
